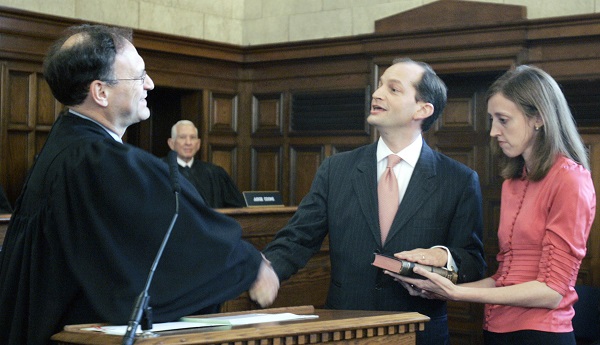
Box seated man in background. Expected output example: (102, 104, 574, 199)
(166, 120, 245, 208)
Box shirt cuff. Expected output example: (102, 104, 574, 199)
(432, 245, 458, 272)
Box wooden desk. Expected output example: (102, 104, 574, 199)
(218, 206, 298, 250)
(51, 306, 429, 345)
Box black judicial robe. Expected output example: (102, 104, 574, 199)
(0, 112, 262, 345)
(163, 158, 245, 209)
(0, 184, 11, 213)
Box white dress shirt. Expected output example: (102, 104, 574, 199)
(177, 157, 194, 168)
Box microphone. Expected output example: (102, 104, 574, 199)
(167, 150, 181, 194)
(121, 151, 181, 345)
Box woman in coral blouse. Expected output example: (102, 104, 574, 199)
(391, 65, 596, 345)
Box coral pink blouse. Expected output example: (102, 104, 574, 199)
(484, 155, 596, 333)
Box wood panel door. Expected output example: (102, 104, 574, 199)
(0, 61, 62, 207)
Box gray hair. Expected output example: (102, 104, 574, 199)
(170, 120, 198, 139)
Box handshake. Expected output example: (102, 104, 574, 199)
(248, 255, 280, 307)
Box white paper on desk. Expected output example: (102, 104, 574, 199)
(81, 321, 221, 335)
(180, 312, 319, 325)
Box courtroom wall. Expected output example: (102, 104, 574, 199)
(0, 0, 598, 45)
(1, 3, 599, 343)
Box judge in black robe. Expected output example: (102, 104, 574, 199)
(0, 112, 264, 344)
(166, 158, 245, 208)
(0, 24, 278, 345)
(164, 120, 246, 208)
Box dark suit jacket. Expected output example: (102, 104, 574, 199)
(264, 140, 486, 318)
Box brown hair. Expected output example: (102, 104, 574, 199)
(487, 65, 589, 181)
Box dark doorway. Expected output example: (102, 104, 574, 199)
(126, 87, 203, 158)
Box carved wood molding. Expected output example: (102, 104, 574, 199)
(1, 1, 600, 77)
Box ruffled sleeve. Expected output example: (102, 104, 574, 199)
(537, 160, 595, 295)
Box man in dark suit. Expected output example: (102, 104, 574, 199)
(262, 58, 486, 345)
(166, 120, 245, 208)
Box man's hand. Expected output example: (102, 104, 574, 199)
(393, 247, 448, 267)
(249, 257, 280, 307)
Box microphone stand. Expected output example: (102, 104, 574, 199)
(122, 152, 181, 345)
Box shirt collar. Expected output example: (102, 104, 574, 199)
(177, 157, 194, 168)
(68, 109, 122, 143)
(376, 134, 422, 168)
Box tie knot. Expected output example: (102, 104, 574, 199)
(387, 154, 401, 168)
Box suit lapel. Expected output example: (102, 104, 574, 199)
(385, 141, 438, 244)
(352, 143, 382, 245)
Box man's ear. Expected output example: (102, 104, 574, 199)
(89, 80, 109, 107)
(414, 102, 434, 121)
(167, 138, 175, 150)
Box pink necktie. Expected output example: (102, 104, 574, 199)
(378, 154, 401, 243)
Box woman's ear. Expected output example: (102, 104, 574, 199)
(534, 115, 544, 130)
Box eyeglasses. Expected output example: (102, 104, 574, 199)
(103, 72, 147, 84)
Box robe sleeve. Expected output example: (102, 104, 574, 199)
(51, 139, 262, 324)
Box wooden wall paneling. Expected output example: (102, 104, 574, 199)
(250, 145, 283, 192)
(252, 93, 284, 135)
(332, 142, 367, 155)
(289, 145, 324, 206)
(140, 49, 241, 86)
(205, 91, 240, 179)
(234, 81, 252, 193)
(375, 1, 526, 34)
(248, 59, 372, 206)
(208, 144, 238, 180)
(208, 92, 238, 134)
(181, 91, 204, 130)
(248, 58, 370, 82)
(270, 243, 330, 308)
(1, 62, 59, 204)
(249, 93, 285, 194)
(527, 14, 600, 81)
(248, 59, 372, 118)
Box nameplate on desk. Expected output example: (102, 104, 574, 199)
(243, 191, 284, 207)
